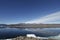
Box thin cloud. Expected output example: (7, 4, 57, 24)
(25, 11, 60, 24)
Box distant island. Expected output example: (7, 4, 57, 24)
(0, 23, 60, 28)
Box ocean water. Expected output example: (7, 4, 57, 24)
(0, 28, 60, 39)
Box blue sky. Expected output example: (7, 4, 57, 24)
(0, 0, 60, 24)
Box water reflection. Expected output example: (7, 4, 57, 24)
(0, 28, 60, 39)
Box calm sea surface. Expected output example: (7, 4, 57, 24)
(0, 28, 60, 39)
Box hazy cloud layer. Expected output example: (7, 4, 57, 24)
(25, 11, 60, 24)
